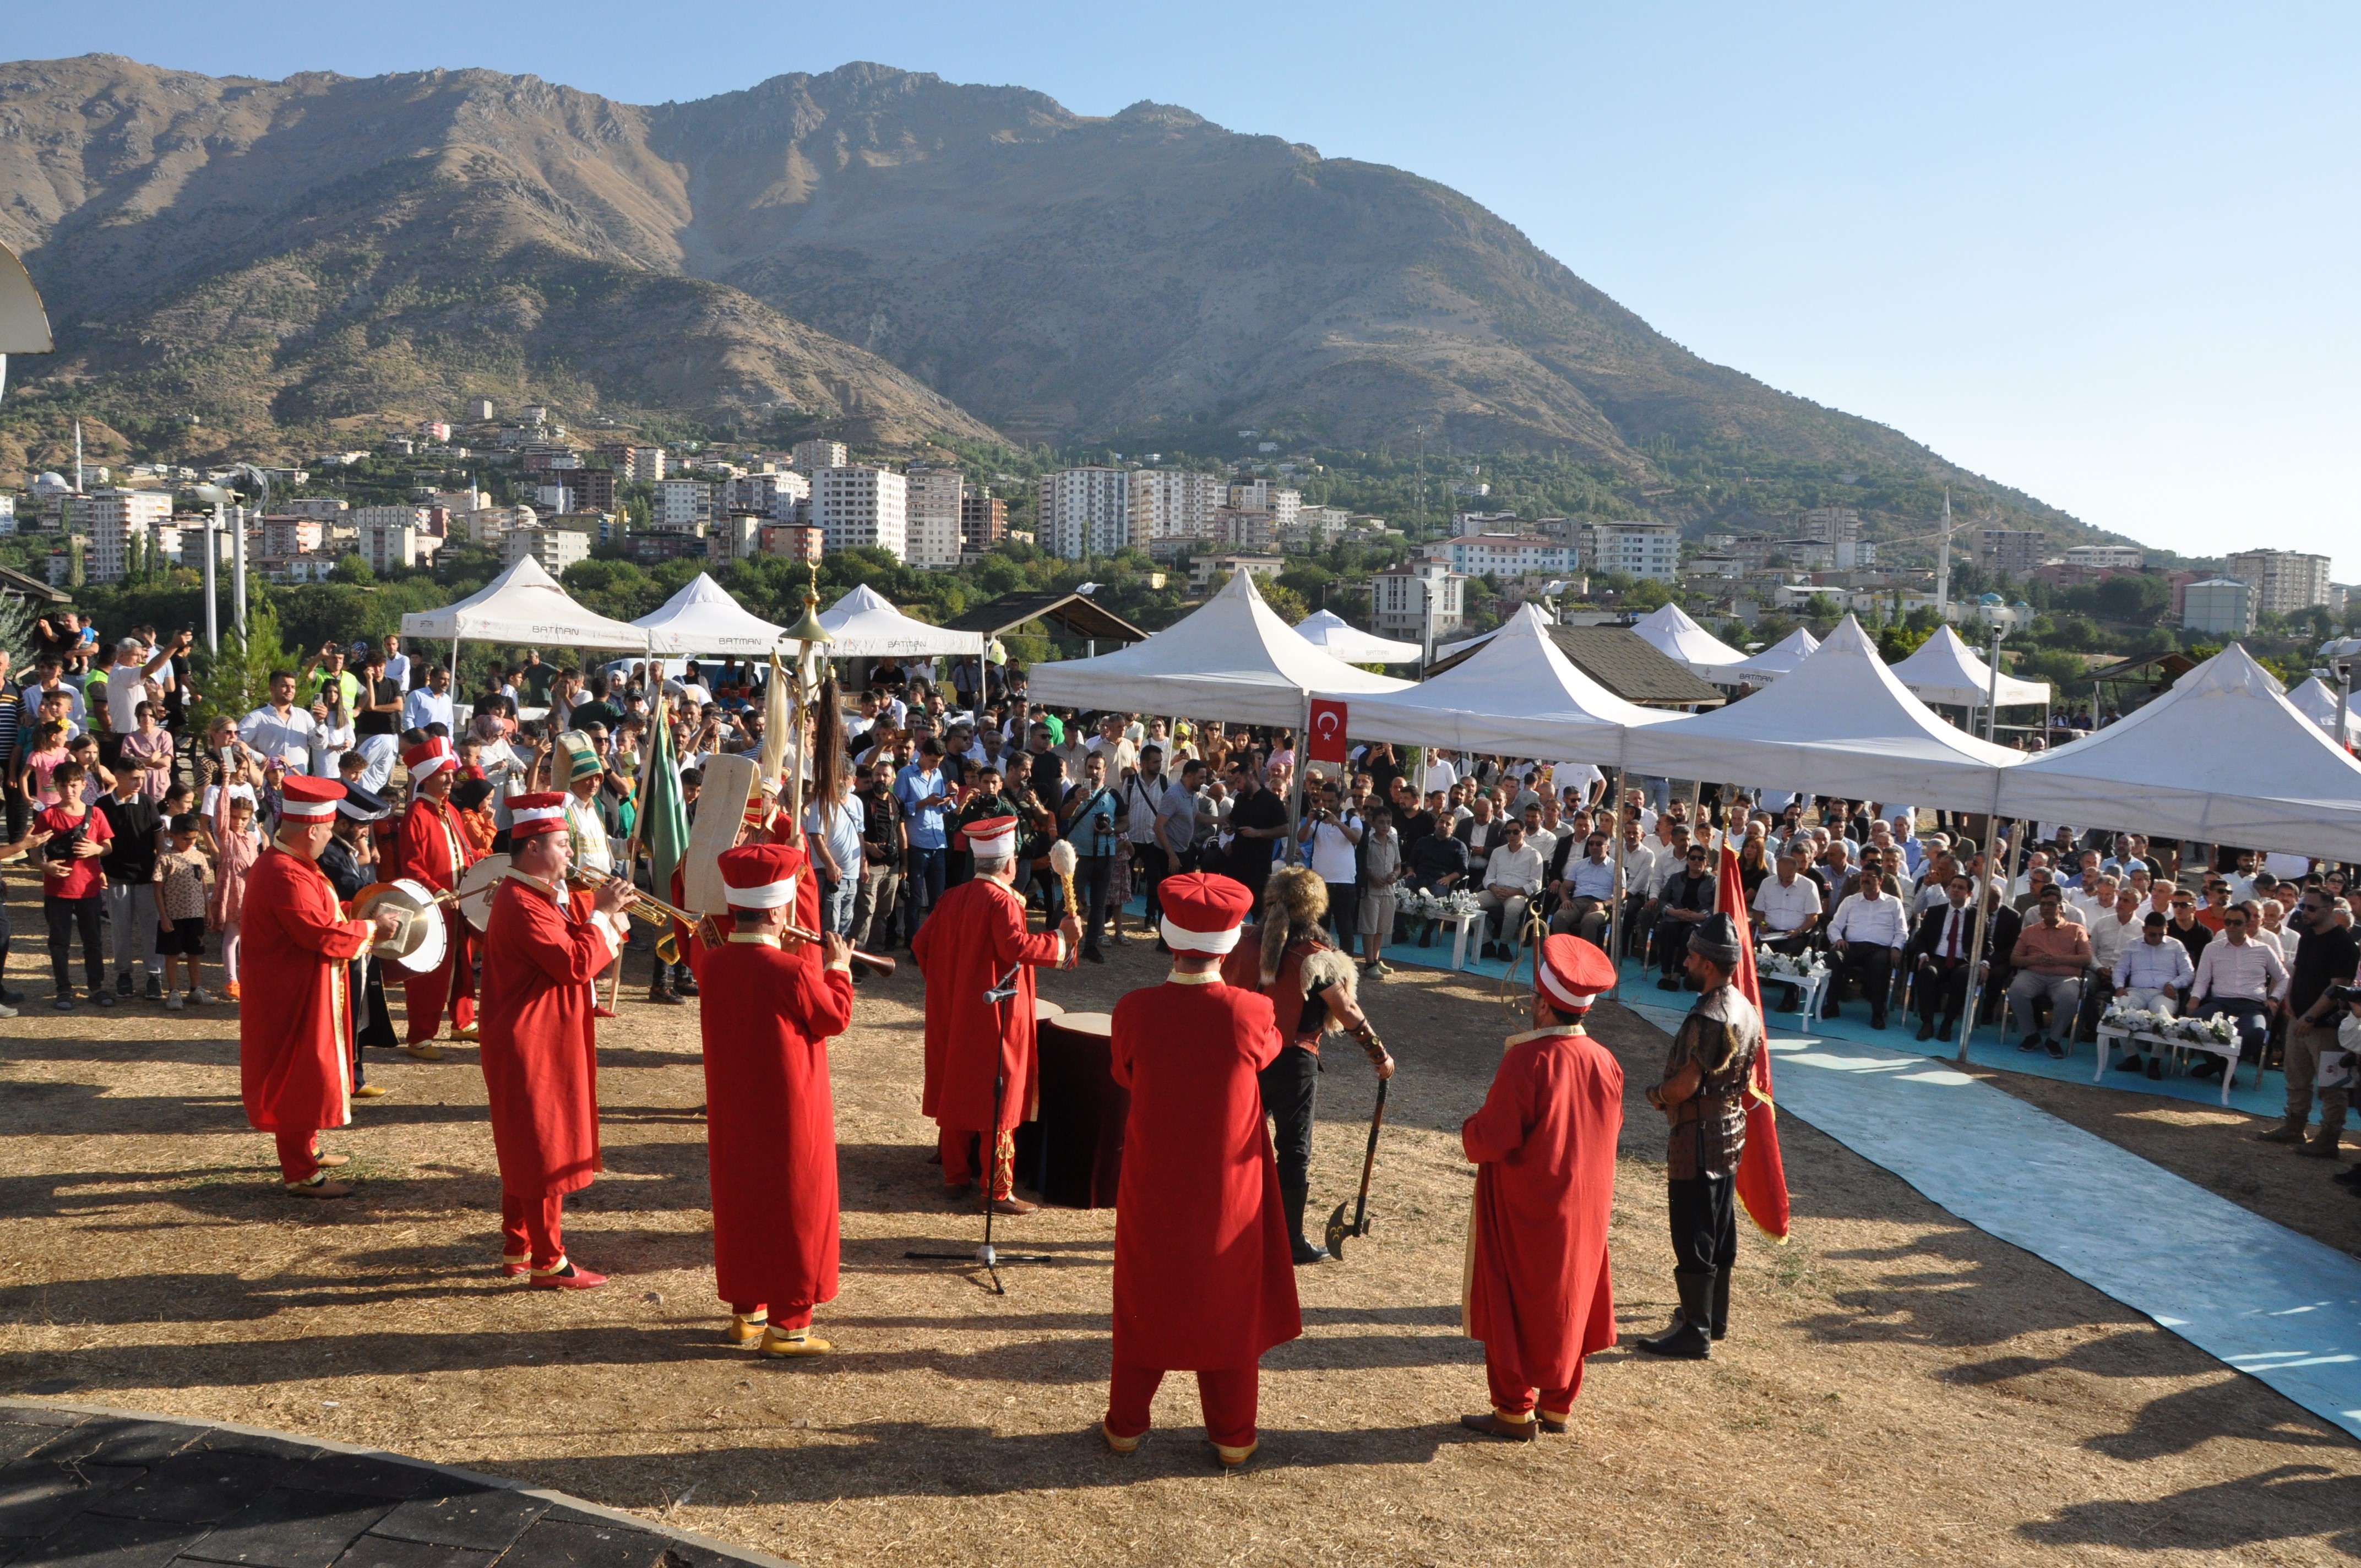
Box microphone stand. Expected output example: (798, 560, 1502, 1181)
(905, 959, 1054, 1294)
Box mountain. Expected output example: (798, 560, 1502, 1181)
(0, 53, 2097, 543)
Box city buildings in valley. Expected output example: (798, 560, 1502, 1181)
(2223, 549, 2333, 616)
(812, 465, 908, 560)
(1371, 558, 1467, 646)
(904, 465, 966, 569)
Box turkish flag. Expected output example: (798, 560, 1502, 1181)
(1307, 699, 1350, 766)
(1716, 838, 1791, 1243)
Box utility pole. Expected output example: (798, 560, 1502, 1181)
(1936, 488, 1955, 615)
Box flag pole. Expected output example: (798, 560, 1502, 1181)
(609, 671, 668, 1012)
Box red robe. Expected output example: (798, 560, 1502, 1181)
(693, 935, 854, 1311)
(1109, 974, 1301, 1370)
(1461, 1023, 1624, 1390)
(477, 874, 617, 1197)
(238, 846, 374, 1133)
(911, 877, 1063, 1133)
(397, 796, 480, 1032)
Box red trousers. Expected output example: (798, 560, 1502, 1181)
(938, 1126, 1015, 1200)
(499, 1191, 566, 1270)
(1486, 1348, 1583, 1420)
(273, 1130, 319, 1186)
(403, 914, 476, 1044)
(727, 1302, 813, 1330)
(1106, 1359, 1258, 1451)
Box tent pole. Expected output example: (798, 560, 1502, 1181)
(1284, 693, 1309, 852)
(1607, 764, 1629, 994)
(1955, 807, 2009, 1065)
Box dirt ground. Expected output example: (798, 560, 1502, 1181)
(6, 883, 2361, 1567)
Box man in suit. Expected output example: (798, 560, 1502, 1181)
(1455, 796, 1506, 862)
(1906, 872, 1982, 1044)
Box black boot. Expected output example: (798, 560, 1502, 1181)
(1281, 1182, 1328, 1265)
(1710, 1268, 1730, 1341)
(1634, 1271, 1714, 1360)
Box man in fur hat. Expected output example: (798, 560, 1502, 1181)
(1220, 867, 1394, 1263)
(1635, 910, 1761, 1359)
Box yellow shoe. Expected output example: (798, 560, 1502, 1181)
(758, 1327, 830, 1357)
(451, 1023, 480, 1042)
(726, 1313, 769, 1344)
(1101, 1420, 1141, 1455)
(353, 1084, 390, 1099)
(1212, 1439, 1258, 1469)
(404, 1042, 444, 1063)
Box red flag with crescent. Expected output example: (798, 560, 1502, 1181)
(1717, 836, 1791, 1242)
(1307, 699, 1349, 766)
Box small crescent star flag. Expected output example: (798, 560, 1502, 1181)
(1307, 699, 1350, 766)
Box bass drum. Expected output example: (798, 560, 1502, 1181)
(456, 853, 513, 932)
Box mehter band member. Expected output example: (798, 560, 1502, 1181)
(911, 814, 1078, 1211)
(477, 790, 633, 1288)
(317, 781, 400, 1099)
(396, 736, 479, 1056)
(238, 775, 402, 1198)
(1459, 934, 1623, 1439)
(1103, 872, 1301, 1468)
(692, 842, 854, 1355)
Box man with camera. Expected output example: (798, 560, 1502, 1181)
(2261, 887, 2360, 1154)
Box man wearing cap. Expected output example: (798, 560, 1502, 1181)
(690, 843, 855, 1355)
(912, 813, 1081, 1211)
(396, 735, 480, 1056)
(1457, 934, 1624, 1439)
(1636, 910, 1761, 1360)
(1103, 872, 1301, 1468)
(477, 790, 634, 1288)
(319, 781, 401, 1097)
(238, 775, 407, 1197)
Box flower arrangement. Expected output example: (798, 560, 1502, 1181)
(1401, 888, 1482, 921)
(1755, 946, 1829, 981)
(2101, 1003, 2238, 1047)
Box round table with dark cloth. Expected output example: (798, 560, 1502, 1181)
(1011, 1008, 1128, 1208)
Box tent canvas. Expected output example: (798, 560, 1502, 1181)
(1026, 570, 1408, 727)
(1631, 602, 1748, 678)
(400, 556, 651, 649)
(1622, 616, 2022, 809)
(632, 572, 787, 657)
(2289, 676, 2344, 734)
(1995, 644, 2361, 862)
(1727, 627, 1820, 682)
(1889, 625, 2049, 708)
(1294, 608, 1422, 666)
(1320, 604, 1672, 763)
(818, 585, 986, 658)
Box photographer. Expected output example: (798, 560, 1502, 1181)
(1057, 749, 1124, 963)
(2262, 888, 2361, 1153)
(1296, 778, 1364, 954)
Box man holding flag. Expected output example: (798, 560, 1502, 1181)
(1634, 830, 1786, 1359)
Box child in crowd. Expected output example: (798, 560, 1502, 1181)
(154, 812, 213, 1009)
(209, 791, 262, 1001)
(21, 720, 69, 804)
(451, 777, 499, 857)
(39, 759, 113, 1010)
(456, 735, 488, 782)
(336, 750, 367, 788)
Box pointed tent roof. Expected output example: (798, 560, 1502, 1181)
(1294, 608, 1422, 666)
(1888, 625, 2049, 708)
(1025, 570, 1409, 726)
(1631, 602, 1748, 678)
(817, 584, 986, 658)
(1996, 644, 2361, 860)
(1623, 616, 2022, 809)
(400, 556, 651, 649)
(2289, 676, 2343, 733)
(631, 572, 787, 656)
(1321, 605, 1673, 763)
(1726, 626, 1820, 682)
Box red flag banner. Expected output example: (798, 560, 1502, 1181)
(1307, 698, 1350, 766)
(1716, 836, 1791, 1243)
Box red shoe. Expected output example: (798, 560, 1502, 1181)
(530, 1257, 608, 1290)
(592, 1005, 618, 1019)
(499, 1254, 530, 1277)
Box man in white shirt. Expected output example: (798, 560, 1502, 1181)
(380, 635, 411, 692)
(2185, 901, 2289, 1081)
(238, 671, 324, 774)
(101, 635, 181, 749)
(1751, 852, 1824, 957)
(2109, 911, 2197, 1078)
(403, 665, 455, 736)
(1616, 816, 1662, 961)
(1825, 874, 1908, 1029)
(1476, 820, 1546, 962)
(1421, 749, 1459, 797)
(1547, 760, 1603, 810)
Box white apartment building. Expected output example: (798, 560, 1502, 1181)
(2064, 545, 2144, 570)
(652, 479, 714, 532)
(277, 497, 350, 522)
(2182, 578, 2255, 636)
(260, 517, 325, 558)
(903, 466, 966, 570)
(0, 495, 15, 535)
(1794, 506, 1862, 546)
(813, 466, 909, 560)
(85, 489, 175, 584)
(628, 446, 667, 484)
(1421, 533, 1575, 578)
(2223, 549, 2333, 617)
(1371, 559, 1467, 646)
(502, 526, 590, 575)
(792, 439, 848, 473)
(1584, 521, 1680, 581)
(356, 520, 421, 573)
(467, 505, 538, 547)
(1228, 480, 1301, 535)
(1038, 466, 1130, 560)
(720, 472, 808, 520)
(1127, 469, 1226, 542)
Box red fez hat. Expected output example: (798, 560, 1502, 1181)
(964, 813, 1019, 861)
(1159, 872, 1255, 955)
(279, 774, 345, 820)
(507, 791, 567, 839)
(403, 736, 455, 783)
(719, 842, 806, 909)
(1536, 933, 1615, 1012)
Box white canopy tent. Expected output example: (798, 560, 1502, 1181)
(2289, 676, 2344, 735)
(1293, 608, 1422, 666)
(1995, 645, 2361, 862)
(1026, 570, 1408, 727)
(817, 585, 986, 659)
(1888, 625, 2049, 709)
(401, 556, 652, 652)
(1622, 616, 2022, 810)
(1317, 604, 1671, 764)
(1631, 602, 1749, 680)
(1726, 627, 1820, 683)
(632, 572, 787, 657)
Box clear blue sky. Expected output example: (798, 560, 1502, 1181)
(25, 2, 2359, 567)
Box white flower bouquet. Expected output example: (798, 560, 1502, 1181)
(1755, 946, 1828, 981)
(2102, 1002, 2237, 1048)
(1401, 889, 1481, 921)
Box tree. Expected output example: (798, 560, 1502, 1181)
(330, 553, 374, 585)
(191, 598, 291, 735)
(2093, 573, 2169, 624)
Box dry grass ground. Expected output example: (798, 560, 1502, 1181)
(4, 886, 2360, 1566)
